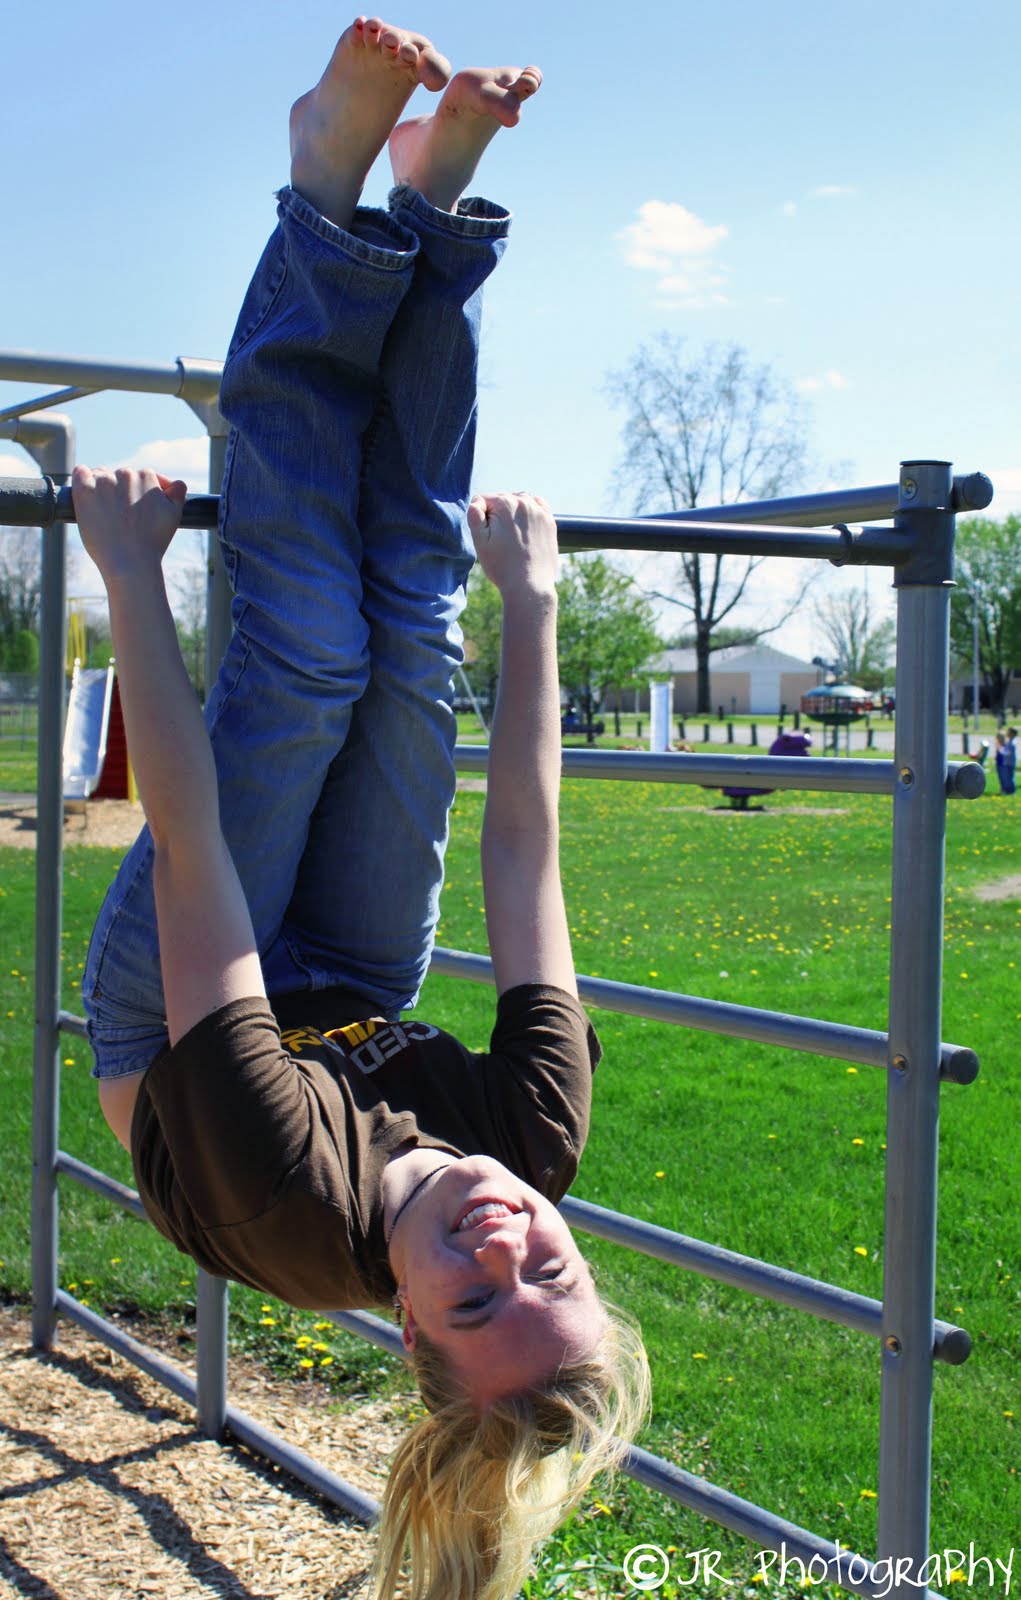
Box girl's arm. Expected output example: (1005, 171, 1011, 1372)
(73, 466, 265, 1046)
(468, 491, 577, 998)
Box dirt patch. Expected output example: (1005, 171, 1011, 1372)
(0, 1303, 397, 1599)
(0, 798, 145, 853)
(972, 874, 1021, 902)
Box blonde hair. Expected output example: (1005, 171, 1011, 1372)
(370, 1301, 650, 1600)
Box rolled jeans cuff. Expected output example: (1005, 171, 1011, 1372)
(275, 183, 420, 265)
(387, 183, 512, 239)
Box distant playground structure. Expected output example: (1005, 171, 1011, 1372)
(61, 661, 135, 804)
(0, 346, 996, 1598)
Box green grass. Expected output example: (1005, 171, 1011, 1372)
(1, 783, 1018, 1595)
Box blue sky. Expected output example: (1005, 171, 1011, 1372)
(2, 0, 1018, 659)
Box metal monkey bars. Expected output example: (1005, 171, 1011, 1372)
(0, 344, 995, 1599)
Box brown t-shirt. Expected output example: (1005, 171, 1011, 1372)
(130, 984, 600, 1311)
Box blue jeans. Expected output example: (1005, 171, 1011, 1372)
(84, 183, 510, 1078)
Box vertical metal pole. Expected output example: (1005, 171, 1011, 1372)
(22, 419, 74, 1350)
(196, 1268, 228, 1437)
(195, 414, 230, 1439)
(879, 460, 954, 1591)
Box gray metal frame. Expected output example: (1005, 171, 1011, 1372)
(0, 355, 990, 1599)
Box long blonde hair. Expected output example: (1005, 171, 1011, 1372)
(370, 1301, 650, 1600)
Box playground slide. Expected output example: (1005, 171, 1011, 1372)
(63, 663, 115, 800)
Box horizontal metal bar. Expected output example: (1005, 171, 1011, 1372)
(3, 484, 995, 593)
(0, 479, 886, 560)
(455, 744, 985, 800)
(223, 1402, 379, 1523)
(0, 477, 219, 530)
(54, 1293, 380, 1523)
(0, 351, 222, 402)
(58, 1009, 88, 1038)
(622, 1446, 948, 1600)
(427, 951, 978, 1085)
(556, 515, 909, 564)
(56, 1289, 198, 1404)
(0, 387, 94, 423)
(56, 1151, 147, 1221)
(327, 1309, 406, 1359)
(560, 1196, 970, 1364)
(645, 470, 991, 528)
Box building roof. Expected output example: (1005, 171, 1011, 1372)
(652, 642, 818, 674)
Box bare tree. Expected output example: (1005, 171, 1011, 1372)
(813, 584, 895, 689)
(607, 338, 811, 712)
(169, 532, 208, 697)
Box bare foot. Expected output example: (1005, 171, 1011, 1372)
(289, 16, 450, 229)
(388, 65, 542, 213)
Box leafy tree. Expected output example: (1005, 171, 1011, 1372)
(0, 528, 43, 663)
(556, 555, 661, 742)
(607, 338, 811, 712)
(5, 629, 39, 672)
(949, 515, 1021, 714)
(813, 585, 896, 690)
(460, 565, 504, 710)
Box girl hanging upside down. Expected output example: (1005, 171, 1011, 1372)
(74, 17, 649, 1600)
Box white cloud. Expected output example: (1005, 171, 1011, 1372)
(797, 370, 850, 394)
(616, 200, 729, 309)
(0, 450, 32, 477)
(119, 435, 211, 490)
(812, 184, 856, 198)
(781, 200, 797, 216)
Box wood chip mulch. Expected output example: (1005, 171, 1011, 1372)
(0, 1305, 403, 1600)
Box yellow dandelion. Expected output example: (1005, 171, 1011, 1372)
(852, 1138, 865, 1146)
(859, 1488, 877, 1499)
(260, 1316, 276, 1326)
(948, 1572, 966, 1584)
(654, 1170, 666, 1179)
(299, 1358, 315, 1369)
(295, 1335, 312, 1348)
(312, 1341, 330, 1352)
(847, 1067, 858, 1074)
(313, 1320, 331, 1331)
(63, 1057, 75, 1066)
(854, 1246, 868, 1258)
(692, 1352, 708, 1360)
(319, 1356, 334, 1367)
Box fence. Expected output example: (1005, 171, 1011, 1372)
(0, 357, 993, 1598)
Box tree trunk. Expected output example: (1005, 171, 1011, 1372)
(695, 629, 712, 715)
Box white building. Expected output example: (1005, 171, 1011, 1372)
(645, 643, 824, 716)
